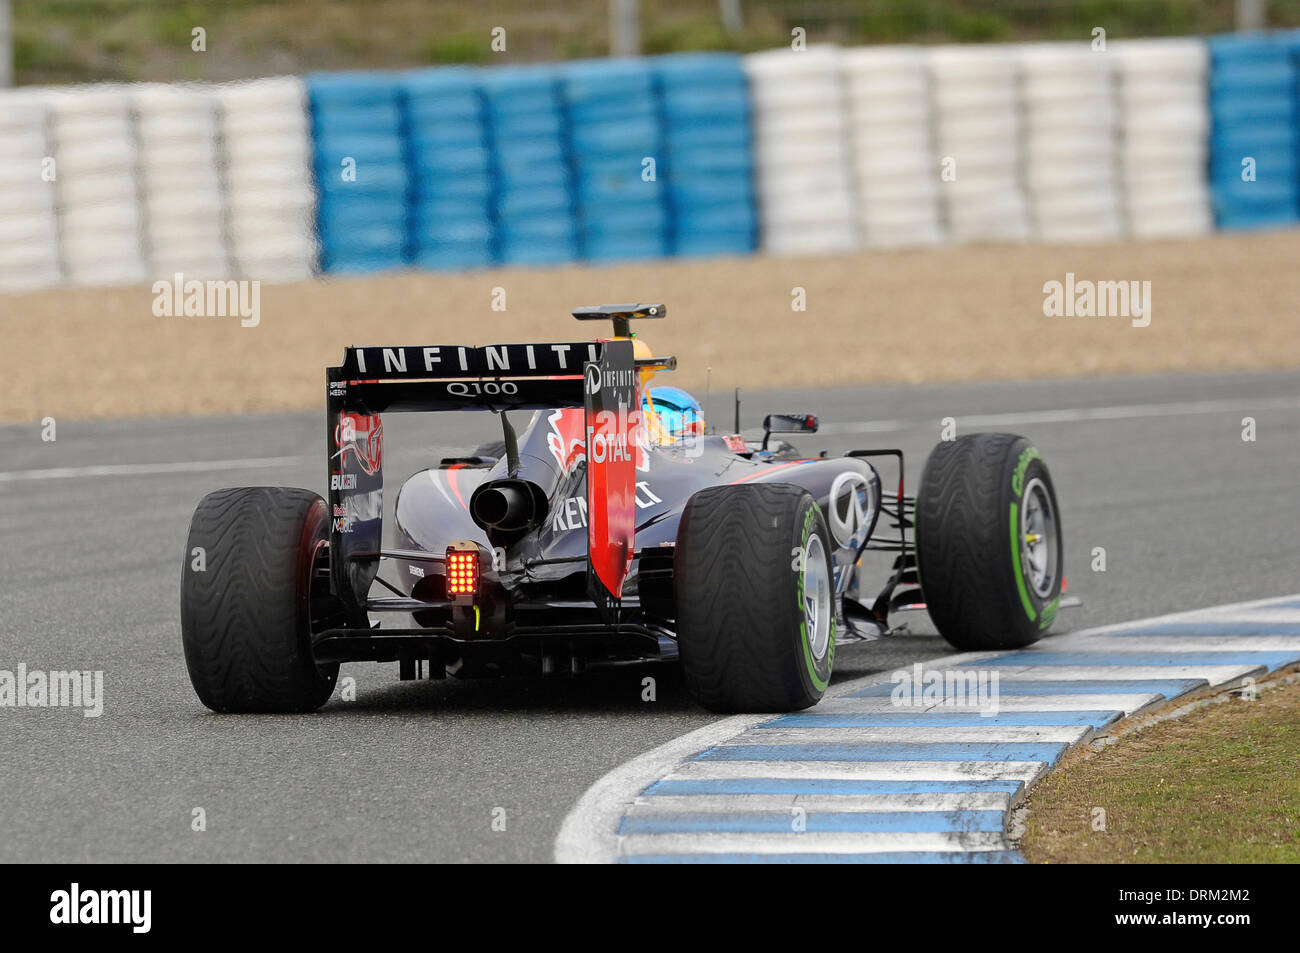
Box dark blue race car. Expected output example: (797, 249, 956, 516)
(180, 304, 1064, 714)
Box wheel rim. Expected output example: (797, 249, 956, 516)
(803, 534, 832, 661)
(1020, 477, 1058, 599)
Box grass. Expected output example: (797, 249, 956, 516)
(1021, 678, 1300, 863)
(13, 0, 1300, 86)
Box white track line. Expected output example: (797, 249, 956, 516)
(727, 725, 1092, 745)
(1069, 593, 1300, 635)
(970, 664, 1265, 684)
(628, 793, 1013, 814)
(1052, 636, 1300, 652)
(659, 760, 1050, 785)
(814, 694, 1161, 715)
(616, 831, 1010, 856)
(0, 456, 313, 482)
(817, 395, 1300, 436)
(1191, 609, 1300, 624)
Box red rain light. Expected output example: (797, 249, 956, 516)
(446, 548, 479, 597)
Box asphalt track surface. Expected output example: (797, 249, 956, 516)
(2, 369, 1298, 862)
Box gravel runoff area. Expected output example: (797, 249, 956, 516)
(4, 230, 1300, 424)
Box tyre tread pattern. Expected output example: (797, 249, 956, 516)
(916, 433, 1039, 651)
(675, 482, 827, 713)
(180, 486, 337, 713)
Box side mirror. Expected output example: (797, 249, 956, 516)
(762, 413, 818, 449)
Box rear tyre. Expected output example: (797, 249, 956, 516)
(181, 487, 339, 713)
(674, 483, 835, 713)
(915, 433, 1063, 651)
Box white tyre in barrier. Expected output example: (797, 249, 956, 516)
(54, 137, 135, 173)
(60, 202, 142, 233)
(150, 254, 231, 278)
(223, 161, 314, 193)
(143, 167, 224, 195)
(221, 135, 312, 165)
(1128, 205, 1214, 239)
(755, 137, 851, 172)
(1025, 165, 1120, 196)
(0, 215, 59, 244)
(1111, 39, 1208, 76)
(138, 139, 221, 168)
(762, 225, 858, 257)
(136, 113, 219, 143)
(220, 109, 311, 139)
(0, 131, 50, 162)
(144, 190, 225, 219)
(931, 84, 1017, 115)
(54, 171, 138, 206)
(0, 267, 62, 292)
(64, 263, 148, 287)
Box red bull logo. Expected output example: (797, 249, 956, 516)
(333, 412, 383, 475)
(546, 408, 587, 476)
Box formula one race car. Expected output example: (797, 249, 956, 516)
(180, 304, 1063, 714)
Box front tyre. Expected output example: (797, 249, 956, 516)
(180, 487, 339, 712)
(915, 433, 1063, 651)
(674, 483, 835, 713)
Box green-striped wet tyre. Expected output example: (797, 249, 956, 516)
(915, 433, 1063, 651)
(674, 483, 835, 713)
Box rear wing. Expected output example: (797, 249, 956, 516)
(326, 340, 660, 623)
(327, 341, 611, 414)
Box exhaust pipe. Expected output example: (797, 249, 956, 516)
(469, 478, 549, 537)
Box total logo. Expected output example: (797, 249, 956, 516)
(586, 424, 634, 463)
(546, 408, 649, 475)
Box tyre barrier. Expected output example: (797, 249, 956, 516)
(746, 46, 858, 256)
(2, 32, 1300, 292)
(308, 72, 410, 275)
(658, 53, 758, 258)
(929, 45, 1032, 244)
(218, 76, 317, 283)
(48, 86, 147, 287)
(1114, 37, 1215, 239)
(484, 66, 578, 266)
(0, 89, 60, 292)
(1207, 33, 1300, 230)
(134, 83, 230, 278)
(1019, 43, 1123, 243)
(563, 58, 670, 262)
(843, 46, 942, 249)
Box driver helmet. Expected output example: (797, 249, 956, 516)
(642, 385, 704, 445)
